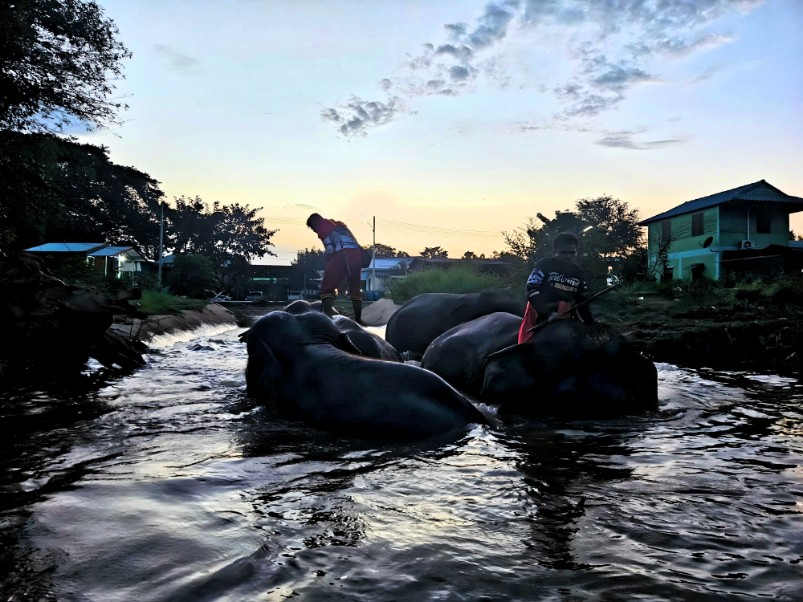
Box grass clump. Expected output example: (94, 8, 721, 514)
(389, 266, 508, 305)
(134, 290, 207, 316)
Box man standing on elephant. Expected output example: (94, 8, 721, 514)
(306, 213, 364, 324)
(518, 231, 594, 344)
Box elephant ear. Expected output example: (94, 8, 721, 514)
(245, 337, 283, 398)
(336, 332, 365, 356)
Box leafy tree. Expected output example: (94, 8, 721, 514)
(0, 131, 163, 253)
(292, 247, 325, 271)
(504, 196, 644, 286)
(368, 243, 410, 258)
(0, 0, 131, 133)
(166, 196, 276, 277)
(420, 245, 448, 259)
(167, 254, 217, 298)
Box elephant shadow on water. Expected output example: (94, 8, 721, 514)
(242, 310, 488, 442)
(501, 422, 638, 571)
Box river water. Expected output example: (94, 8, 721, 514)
(1, 320, 801, 601)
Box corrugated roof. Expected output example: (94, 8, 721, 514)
(364, 257, 413, 270)
(88, 246, 135, 257)
(639, 180, 803, 225)
(24, 242, 106, 253)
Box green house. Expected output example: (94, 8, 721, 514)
(639, 180, 803, 281)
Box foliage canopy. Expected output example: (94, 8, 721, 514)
(0, 0, 131, 133)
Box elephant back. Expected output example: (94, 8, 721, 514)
(386, 290, 524, 355)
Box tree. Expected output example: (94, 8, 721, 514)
(292, 248, 325, 271)
(0, 130, 163, 253)
(167, 254, 217, 298)
(373, 243, 410, 258)
(0, 0, 131, 133)
(166, 196, 276, 277)
(504, 196, 644, 286)
(420, 246, 448, 259)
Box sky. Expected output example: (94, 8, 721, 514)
(79, 0, 803, 265)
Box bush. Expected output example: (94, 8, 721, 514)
(167, 254, 217, 298)
(389, 266, 507, 304)
(135, 290, 207, 315)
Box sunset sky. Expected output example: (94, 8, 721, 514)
(79, 0, 803, 265)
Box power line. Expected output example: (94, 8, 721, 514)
(377, 218, 503, 238)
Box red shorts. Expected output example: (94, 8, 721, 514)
(320, 248, 363, 300)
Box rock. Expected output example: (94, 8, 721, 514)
(0, 253, 145, 389)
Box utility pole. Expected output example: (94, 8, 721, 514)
(157, 202, 165, 289)
(372, 215, 376, 293)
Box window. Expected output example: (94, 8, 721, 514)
(756, 212, 771, 234)
(691, 212, 704, 236)
(661, 220, 672, 243)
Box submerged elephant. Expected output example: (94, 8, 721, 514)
(281, 300, 398, 361)
(245, 310, 487, 440)
(481, 320, 658, 418)
(420, 312, 521, 398)
(385, 290, 524, 356)
(332, 314, 402, 361)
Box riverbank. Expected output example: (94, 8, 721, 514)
(361, 295, 803, 378)
(112, 293, 801, 378)
(110, 303, 238, 342)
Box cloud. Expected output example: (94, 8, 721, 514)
(595, 131, 688, 150)
(153, 44, 200, 71)
(320, 96, 406, 137)
(323, 0, 763, 136)
(516, 121, 687, 149)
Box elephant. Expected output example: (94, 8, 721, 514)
(283, 299, 331, 314)
(481, 319, 658, 418)
(385, 290, 524, 356)
(420, 312, 521, 398)
(332, 314, 402, 361)
(245, 310, 487, 440)
(280, 300, 400, 361)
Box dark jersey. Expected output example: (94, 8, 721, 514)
(525, 256, 593, 323)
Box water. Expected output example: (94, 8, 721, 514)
(1, 322, 802, 601)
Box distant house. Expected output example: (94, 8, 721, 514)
(24, 242, 149, 281)
(248, 264, 320, 301)
(639, 180, 803, 281)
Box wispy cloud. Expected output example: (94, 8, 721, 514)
(595, 131, 688, 150)
(322, 0, 762, 136)
(153, 44, 200, 71)
(516, 122, 688, 150)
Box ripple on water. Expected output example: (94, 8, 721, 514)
(1, 330, 802, 601)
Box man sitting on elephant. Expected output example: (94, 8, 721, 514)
(519, 231, 594, 344)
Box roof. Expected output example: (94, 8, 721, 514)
(87, 246, 141, 258)
(24, 242, 106, 253)
(364, 257, 414, 270)
(639, 180, 803, 225)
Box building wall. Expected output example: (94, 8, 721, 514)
(646, 204, 792, 281)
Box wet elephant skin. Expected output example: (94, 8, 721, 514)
(385, 290, 524, 356)
(481, 320, 658, 418)
(420, 312, 521, 398)
(245, 311, 486, 440)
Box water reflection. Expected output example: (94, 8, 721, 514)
(1, 328, 802, 601)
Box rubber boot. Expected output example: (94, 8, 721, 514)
(320, 296, 335, 317)
(352, 299, 365, 326)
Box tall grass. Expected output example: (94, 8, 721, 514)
(388, 266, 513, 304)
(135, 290, 207, 315)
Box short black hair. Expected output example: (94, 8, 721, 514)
(553, 232, 578, 249)
(306, 213, 323, 229)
